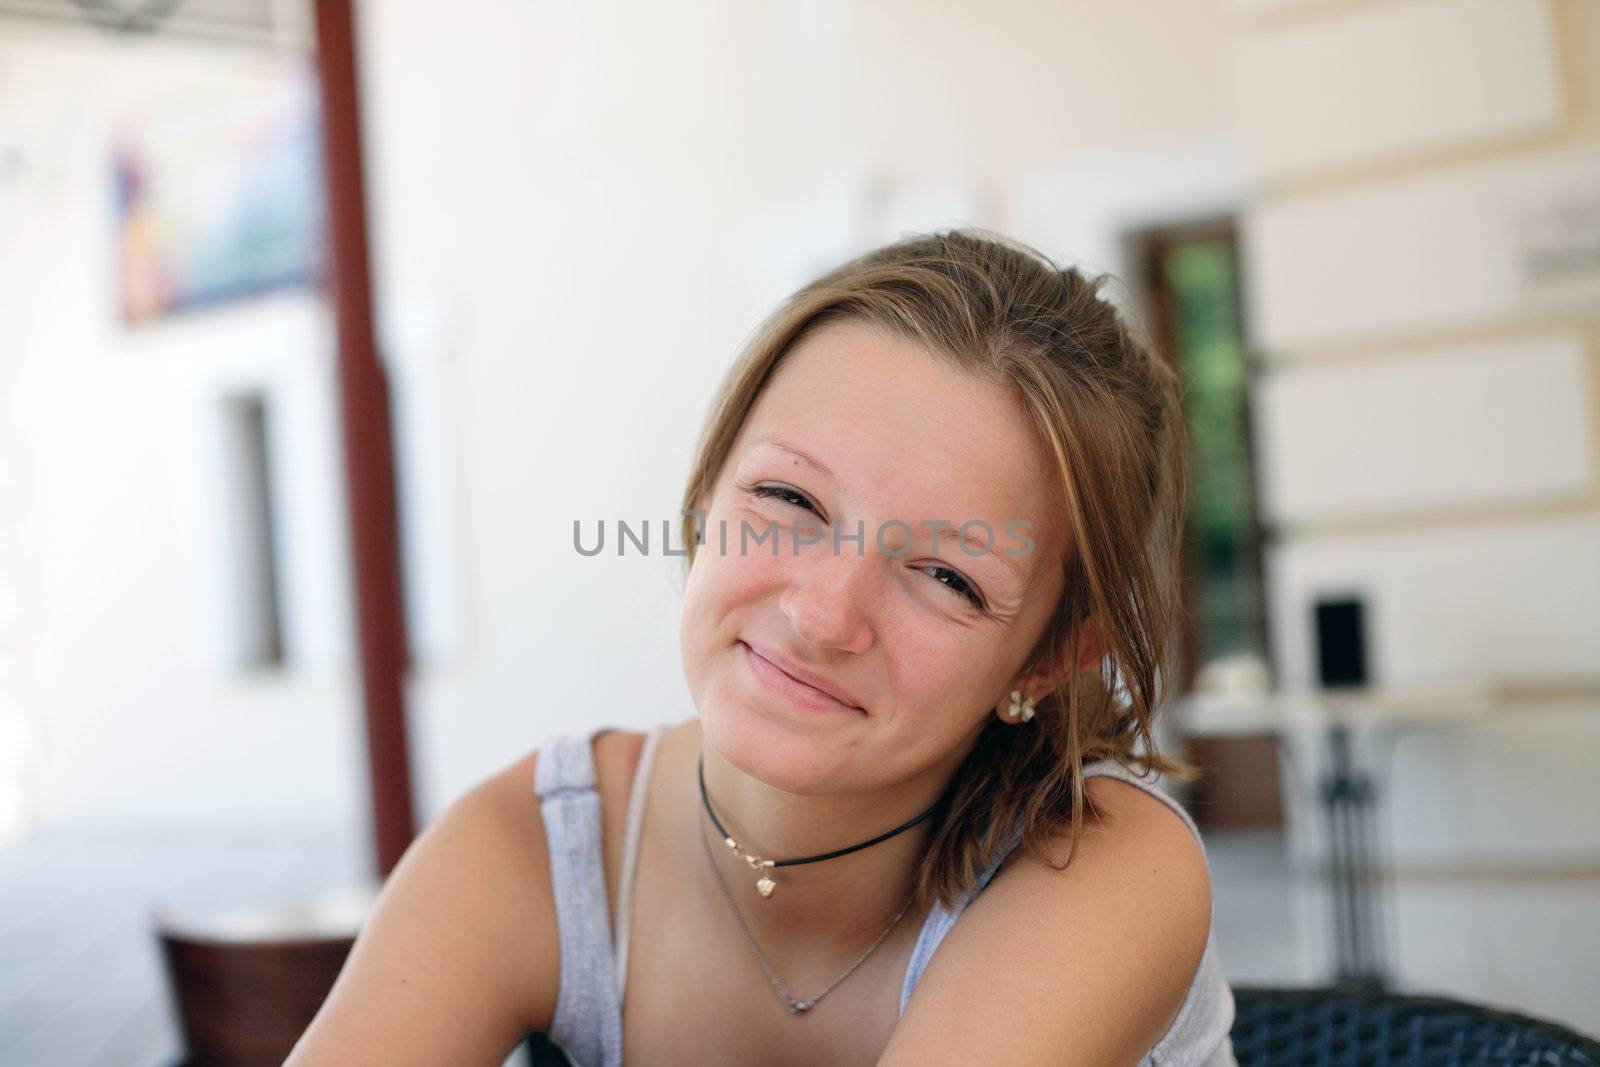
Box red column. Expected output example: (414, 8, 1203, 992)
(313, 0, 417, 878)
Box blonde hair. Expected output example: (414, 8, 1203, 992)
(679, 229, 1197, 911)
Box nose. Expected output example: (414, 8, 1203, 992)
(778, 543, 875, 655)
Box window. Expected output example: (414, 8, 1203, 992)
(220, 391, 285, 670)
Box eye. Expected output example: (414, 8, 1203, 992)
(923, 564, 986, 611)
(748, 483, 987, 611)
(748, 483, 818, 513)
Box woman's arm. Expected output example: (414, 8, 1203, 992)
(877, 776, 1214, 1067)
(285, 752, 559, 1067)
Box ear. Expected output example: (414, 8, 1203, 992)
(1068, 611, 1111, 675)
(1017, 612, 1110, 696)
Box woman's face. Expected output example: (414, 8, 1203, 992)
(680, 317, 1070, 796)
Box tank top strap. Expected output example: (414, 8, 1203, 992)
(533, 728, 623, 1067)
(1080, 755, 1210, 863)
(614, 723, 669, 1001)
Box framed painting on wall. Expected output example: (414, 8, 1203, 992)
(114, 61, 325, 324)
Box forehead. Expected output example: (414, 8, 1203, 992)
(733, 318, 1067, 573)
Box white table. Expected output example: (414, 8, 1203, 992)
(1174, 681, 1600, 989)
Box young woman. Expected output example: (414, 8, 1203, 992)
(287, 230, 1238, 1066)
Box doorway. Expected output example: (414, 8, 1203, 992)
(1129, 218, 1283, 830)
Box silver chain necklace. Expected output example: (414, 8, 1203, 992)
(698, 812, 917, 1015)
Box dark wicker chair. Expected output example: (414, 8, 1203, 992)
(524, 1031, 573, 1066)
(1231, 985, 1600, 1067)
(520, 985, 1600, 1066)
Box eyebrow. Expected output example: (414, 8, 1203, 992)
(748, 435, 1030, 586)
(750, 434, 835, 479)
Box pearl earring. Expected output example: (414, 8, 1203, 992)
(1007, 690, 1036, 722)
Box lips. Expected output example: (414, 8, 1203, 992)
(740, 641, 863, 710)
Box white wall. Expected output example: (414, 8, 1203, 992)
(0, 35, 364, 833)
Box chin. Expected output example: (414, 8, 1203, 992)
(696, 683, 860, 797)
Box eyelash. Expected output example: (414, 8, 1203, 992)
(745, 484, 988, 611)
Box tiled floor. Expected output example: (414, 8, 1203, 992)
(1, 826, 1595, 1065)
(0, 828, 369, 1067)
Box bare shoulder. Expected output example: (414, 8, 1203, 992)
(286, 749, 563, 1066)
(879, 772, 1213, 1067)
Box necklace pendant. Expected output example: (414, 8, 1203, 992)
(787, 1000, 812, 1014)
(756, 876, 776, 897)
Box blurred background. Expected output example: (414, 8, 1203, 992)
(1, 0, 1598, 1064)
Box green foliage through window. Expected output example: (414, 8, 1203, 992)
(1161, 239, 1268, 665)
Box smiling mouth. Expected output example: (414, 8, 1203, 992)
(739, 641, 864, 714)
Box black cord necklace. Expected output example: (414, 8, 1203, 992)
(697, 753, 944, 899)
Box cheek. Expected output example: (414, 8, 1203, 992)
(885, 633, 999, 716)
(678, 561, 721, 715)
(693, 509, 796, 603)
(679, 542, 770, 676)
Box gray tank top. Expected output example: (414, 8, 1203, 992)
(533, 724, 1238, 1067)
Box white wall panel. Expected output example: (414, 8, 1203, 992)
(1257, 333, 1595, 523)
(1232, 0, 1321, 10)
(1265, 513, 1600, 693)
(1246, 148, 1600, 350)
(1238, 0, 1561, 181)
